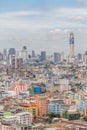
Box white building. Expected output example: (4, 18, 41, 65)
(2, 112, 32, 125)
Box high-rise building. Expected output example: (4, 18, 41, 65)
(0, 53, 3, 61)
(82, 54, 87, 63)
(10, 55, 16, 69)
(8, 48, 16, 60)
(16, 58, 23, 69)
(17, 46, 28, 62)
(61, 51, 64, 62)
(32, 50, 35, 58)
(8, 48, 16, 56)
(69, 32, 74, 58)
(3, 48, 7, 61)
(85, 51, 87, 55)
(41, 51, 46, 61)
(54, 52, 61, 64)
(77, 53, 82, 62)
(10, 55, 24, 69)
(23, 46, 27, 51)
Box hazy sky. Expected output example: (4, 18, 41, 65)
(0, 0, 87, 55)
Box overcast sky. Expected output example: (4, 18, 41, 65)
(0, 0, 87, 55)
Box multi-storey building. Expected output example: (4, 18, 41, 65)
(19, 103, 38, 117)
(1, 112, 32, 130)
(35, 96, 48, 117)
(48, 99, 67, 115)
(41, 51, 46, 61)
(54, 52, 61, 64)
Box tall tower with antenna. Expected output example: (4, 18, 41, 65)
(69, 32, 74, 58)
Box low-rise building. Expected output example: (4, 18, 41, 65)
(19, 103, 38, 117)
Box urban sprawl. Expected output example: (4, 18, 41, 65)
(0, 33, 87, 130)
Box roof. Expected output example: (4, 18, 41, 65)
(20, 103, 37, 107)
(16, 112, 32, 116)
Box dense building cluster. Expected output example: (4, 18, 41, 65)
(0, 34, 87, 129)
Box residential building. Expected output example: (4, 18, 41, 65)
(48, 99, 67, 114)
(35, 97, 48, 117)
(83, 108, 87, 117)
(19, 103, 38, 117)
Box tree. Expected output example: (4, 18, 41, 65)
(84, 116, 87, 121)
(47, 113, 60, 118)
(63, 111, 68, 119)
(45, 113, 60, 124)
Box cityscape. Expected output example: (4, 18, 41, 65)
(1, 0, 87, 130)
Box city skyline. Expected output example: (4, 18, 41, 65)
(0, 0, 87, 55)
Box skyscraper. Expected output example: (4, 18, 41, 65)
(54, 52, 61, 64)
(41, 51, 46, 61)
(32, 50, 35, 58)
(8, 48, 16, 56)
(69, 32, 74, 58)
(8, 48, 16, 61)
(10, 55, 16, 69)
(16, 57, 23, 69)
(3, 48, 7, 61)
(17, 46, 28, 62)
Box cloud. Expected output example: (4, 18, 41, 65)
(0, 7, 87, 30)
(49, 29, 69, 34)
(68, 16, 84, 22)
(77, 0, 87, 5)
(51, 8, 87, 17)
(0, 10, 41, 18)
(0, 10, 47, 30)
(50, 29, 62, 34)
(0, 7, 87, 54)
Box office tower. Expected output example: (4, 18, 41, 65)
(82, 52, 87, 63)
(22, 46, 28, 62)
(3, 48, 7, 61)
(10, 56, 24, 70)
(17, 46, 28, 62)
(0, 53, 3, 61)
(41, 51, 46, 61)
(8, 48, 16, 60)
(61, 51, 64, 62)
(23, 46, 27, 51)
(3, 48, 7, 56)
(82, 51, 87, 63)
(77, 53, 82, 62)
(32, 50, 35, 58)
(16, 58, 23, 69)
(69, 32, 74, 58)
(54, 52, 61, 64)
(85, 51, 87, 55)
(10, 55, 16, 69)
(8, 48, 16, 56)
